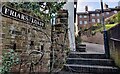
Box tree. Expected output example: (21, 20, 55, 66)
(5, 2, 66, 22)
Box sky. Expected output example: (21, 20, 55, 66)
(77, 0, 120, 12)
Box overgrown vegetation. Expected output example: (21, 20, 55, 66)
(1, 49, 19, 74)
(75, 36, 82, 44)
(1, 2, 67, 73)
(5, 2, 66, 22)
(82, 12, 120, 36)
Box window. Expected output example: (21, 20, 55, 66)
(97, 14, 99, 16)
(84, 21, 87, 24)
(79, 15, 82, 18)
(84, 15, 87, 18)
(92, 19, 95, 23)
(97, 19, 100, 23)
(79, 21, 82, 24)
(114, 11, 117, 13)
(106, 12, 109, 15)
(92, 14, 95, 16)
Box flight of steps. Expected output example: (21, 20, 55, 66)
(61, 43, 120, 74)
(76, 44, 86, 52)
(63, 52, 120, 74)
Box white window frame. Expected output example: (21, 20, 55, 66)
(84, 15, 87, 18)
(97, 13, 99, 16)
(84, 21, 87, 24)
(106, 12, 109, 15)
(92, 14, 95, 16)
(79, 15, 82, 18)
(97, 19, 100, 23)
(92, 19, 95, 23)
(79, 21, 82, 24)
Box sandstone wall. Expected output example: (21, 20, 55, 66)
(1, 16, 51, 72)
(81, 32, 104, 44)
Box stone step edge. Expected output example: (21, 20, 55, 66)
(64, 64, 118, 69)
(66, 58, 113, 61)
(70, 52, 105, 55)
(76, 47, 86, 48)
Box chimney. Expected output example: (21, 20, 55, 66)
(104, 3, 109, 9)
(85, 6, 88, 11)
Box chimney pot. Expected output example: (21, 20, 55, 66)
(104, 3, 109, 9)
(85, 6, 88, 11)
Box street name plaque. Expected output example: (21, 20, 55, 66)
(1, 5, 45, 28)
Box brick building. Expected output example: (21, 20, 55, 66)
(77, 4, 120, 30)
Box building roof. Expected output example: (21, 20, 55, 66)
(77, 11, 100, 15)
(77, 7, 120, 15)
(88, 11, 100, 14)
(77, 12, 89, 15)
(109, 8, 120, 11)
(95, 8, 111, 12)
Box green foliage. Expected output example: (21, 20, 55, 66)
(110, 15, 117, 23)
(1, 49, 19, 74)
(93, 23, 117, 33)
(75, 36, 81, 44)
(5, 2, 66, 22)
(118, 12, 120, 23)
(91, 31, 96, 36)
(106, 12, 120, 24)
(83, 28, 89, 31)
(89, 12, 119, 36)
(96, 23, 102, 28)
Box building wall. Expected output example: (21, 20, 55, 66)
(77, 9, 119, 44)
(78, 14, 89, 29)
(107, 24, 120, 67)
(1, 13, 51, 72)
(52, 10, 69, 70)
(0, 3, 2, 66)
(81, 32, 104, 44)
(0, 3, 70, 72)
(77, 10, 118, 30)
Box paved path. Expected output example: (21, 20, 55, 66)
(82, 42, 105, 53)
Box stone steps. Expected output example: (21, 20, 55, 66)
(66, 58, 115, 66)
(58, 71, 91, 74)
(63, 52, 120, 73)
(76, 44, 86, 47)
(68, 52, 107, 59)
(76, 44, 86, 52)
(64, 64, 119, 73)
(76, 47, 86, 52)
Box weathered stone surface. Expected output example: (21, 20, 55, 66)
(1, 15, 51, 72)
(52, 10, 69, 71)
(81, 32, 104, 44)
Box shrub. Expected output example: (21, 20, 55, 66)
(1, 49, 19, 74)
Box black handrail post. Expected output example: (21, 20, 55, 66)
(100, 0, 110, 58)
